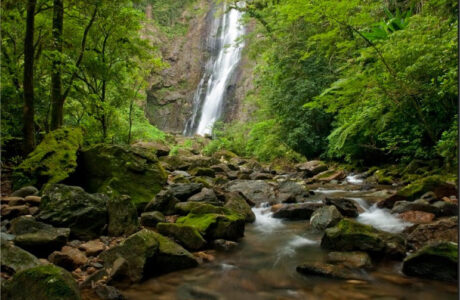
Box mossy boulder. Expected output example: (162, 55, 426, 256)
(212, 150, 238, 161)
(157, 223, 206, 251)
(1, 264, 80, 300)
(224, 192, 255, 223)
(190, 167, 216, 177)
(373, 170, 394, 185)
(11, 216, 70, 257)
(310, 205, 343, 230)
(77, 144, 167, 210)
(176, 210, 245, 241)
(100, 229, 197, 283)
(321, 219, 406, 258)
(38, 184, 108, 240)
(13, 128, 83, 190)
(144, 190, 179, 215)
(402, 242, 458, 281)
(175, 202, 215, 215)
(397, 175, 457, 201)
(1, 238, 40, 275)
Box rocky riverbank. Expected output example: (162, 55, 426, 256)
(1, 128, 458, 299)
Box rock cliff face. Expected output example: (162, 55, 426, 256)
(143, 1, 253, 133)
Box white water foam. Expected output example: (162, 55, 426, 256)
(346, 174, 364, 185)
(252, 204, 283, 234)
(357, 204, 410, 233)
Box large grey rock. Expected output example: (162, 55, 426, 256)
(140, 211, 165, 227)
(324, 197, 359, 218)
(169, 183, 203, 201)
(1, 238, 40, 274)
(38, 184, 108, 240)
(402, 242, 457, 281)
(188, 188, 221, 205)
(277, 181, 310, 202)
(310, 206, 343, 230)
(392, 200, 438, 215)
(144, 189, 179, 215)
(272, 203, 323, 220)
(225, 180, 276, 204)
(295, 160, 328, 177)
(11, 216, 70, 257)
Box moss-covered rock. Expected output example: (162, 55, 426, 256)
(100, 229, 197, 283)
(144, 189, 179, 215)
(11, 216, 70, 257)
(13, 128, 83, 190)
(1, 238, 40, 275)
(402, 242, 458, 281)
(77, 144, 167, 210)
(190, 167, 216, 178)
(397, 175, 457, 201)
(373, 170, 394, 185)
(224, 192, 255, 223)
(1, 264, 81, 300)
(157, 223, 206, 251)
(175, 202, 214, 215)
(140, 211, 165, 227)
(38, 184, 108, 240)
(176, 210, 245, 241)
(321, 219, 406, 259)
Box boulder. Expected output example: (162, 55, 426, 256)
(224, 192, 255, 223)
(144, 189, 179, 215)
(210, 164, 231, 173)
(225, 180, 276, 205)
(11, 216, 70, 257)
(277, 181, 310, 202)
(295, 160, 328, 177)
(391, 200, 438, 215)
(79, 240, 106, 256)
(1, 205, 30, 219)
(176, 211, 245, 241)
(310, 206, 343, 230)
(131, 140, 170, 157)
(1, 264, 81, 300)
(432, 201, 458, 217)
(379, 176, 457, 209)
(188, 188, 221, 205)
(321, 219, 406, 259)
(77, 144, 167, 210)
(24, 195, 41, 206)
(326, 251, 372, 269)
(250, 172, 273, 180)
(272, 203, 323, 220)
(1, 238, 40, 275)
(11, 186, 39, 198)
(12, 128, 83, 190)
(324, 198, 359, 218)
(140, 211, 165, 227)
(48, 246, 88, 271)
(38, 184, 108, 240)
(169, 183, 203, 201)
(314, 170, 346, 182)
(403, 217, 458, 250)
(100, 229, 197, 283)
(398, 211, 435, 224)
(296, 262, 365, 280)
(156, 223, 206, 251)
(190, 167, 216, 177)
(402, 242, 458, 281)
(107, 195, 138, 236)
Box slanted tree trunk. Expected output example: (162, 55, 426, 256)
(23, 0, 37, 154)
(50, 0, 64, 130)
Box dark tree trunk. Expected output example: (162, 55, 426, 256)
(22, 0, 37, 155)
(50, 0, 64, 130)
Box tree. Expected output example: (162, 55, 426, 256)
(50, 0, 63, 130)
(22, 0, 37, 154)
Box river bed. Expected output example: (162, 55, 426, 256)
(122, 185, 458, 300)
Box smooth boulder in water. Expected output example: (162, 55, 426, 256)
(224, 191, 255, 223)
(321, 218, 406, 259)
(272, 203, 323, 220)
(310, 205, 343, 230)
(402, 242, 458, 281)
(324, 197, 359, 218)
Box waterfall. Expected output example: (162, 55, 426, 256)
(184, 2, 245, 136)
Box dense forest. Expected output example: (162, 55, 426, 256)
(1, 1, 458, 299)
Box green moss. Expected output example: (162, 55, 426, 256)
(191, 176, 212, 188)
(397, 175, 450, 200)
(332, 219, 380, 237)
(156, 223, 206, 250)
(374, 170, 394, 185)
(13, 128, 83, 190)
(317, 170, 336, 179)
(176, 213, 219, 234)
(3, 264, 80, 300)
(408, 242, 458, 262)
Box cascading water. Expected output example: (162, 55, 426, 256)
(184, 2, 245, 136)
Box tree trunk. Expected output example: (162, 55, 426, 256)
(22, 0, 37, 155)
(50, 0, 64, 130)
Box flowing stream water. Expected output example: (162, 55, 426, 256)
(184, 2, 245, 136)
(122, 178, 458, 299)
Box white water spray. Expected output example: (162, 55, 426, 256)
(184, 2, 245, 136)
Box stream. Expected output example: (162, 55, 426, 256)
(121, 178, 458, 300)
